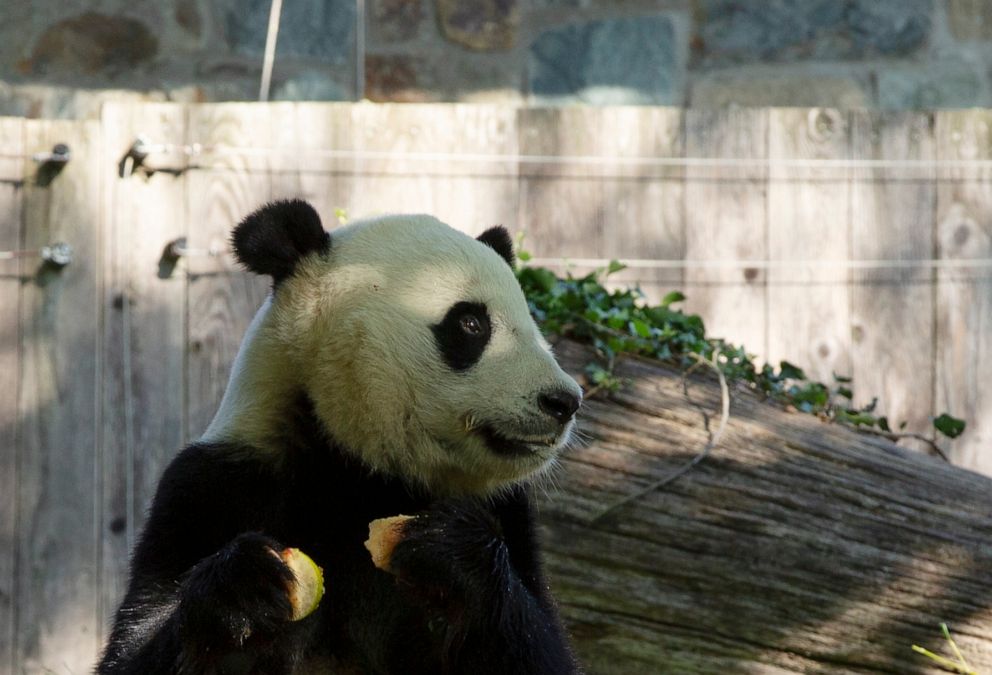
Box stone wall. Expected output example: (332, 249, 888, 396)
(1, 0, 991, 117)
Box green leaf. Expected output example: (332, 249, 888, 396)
(833, 372, 852, 383)
(660, 291, 686, 307)
(518, 250, 532, 262)
(606, 260, 627, 275)
(518, 267, 557, 293)
(877, 417, 891, 432)
(933, 414, 966, 439)
(630, 320, 652, 339)
(779, 361, 807, 381)
(836, 386, 853, 399)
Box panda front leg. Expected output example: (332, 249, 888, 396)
(99, 532, 312, 674)
(373, 496, 581, 675)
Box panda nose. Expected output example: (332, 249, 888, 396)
(538, 390, 581, 423)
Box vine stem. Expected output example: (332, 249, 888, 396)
(851, 426, 950, 463)
(589, 352, 730, 524)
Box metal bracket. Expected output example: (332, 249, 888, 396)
(0, 242, 73, 267)
(32, 143, 71, 165)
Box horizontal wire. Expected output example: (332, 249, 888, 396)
(141, 143, 992, 171)
(527, 257, 992, 270)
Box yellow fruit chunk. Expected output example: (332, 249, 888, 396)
(280, 547, 325, 621)
(364, 515, 414, 572)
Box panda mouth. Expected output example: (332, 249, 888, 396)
(476, 424, 558, 458)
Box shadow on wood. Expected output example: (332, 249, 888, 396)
(542, 340, 992, 674)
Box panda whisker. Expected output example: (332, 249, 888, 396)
(463, 414, 479, 433)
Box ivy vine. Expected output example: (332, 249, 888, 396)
(516, 256, 966, 452)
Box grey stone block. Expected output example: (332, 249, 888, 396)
(529, 15, 680, 105)
(693, 0, 933, 67)
(877, 60, 988, 109)
(225, 0, 355, 62)
(274, 70, 350, 101)
(691, 71, 870, 108)
(947, 0, 992, 41)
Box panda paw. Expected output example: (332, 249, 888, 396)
(384, 500, 509, 604)
(178, 532, 296, 649)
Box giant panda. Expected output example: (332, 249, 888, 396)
(97, 200, 583, 674)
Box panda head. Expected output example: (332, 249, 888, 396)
(228, 200, 582, 495)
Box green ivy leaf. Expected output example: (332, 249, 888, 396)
(933, 414, 966, 439)
(630, 320, 652, 339)
(606, 260, 627, 275)
(779, 361, 807, 381)
(660, 291, 686, 307)
(518, 250, 532, 262)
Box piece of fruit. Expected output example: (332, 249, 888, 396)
(365, 515, 414, 571)
(279, 547, 324, 621)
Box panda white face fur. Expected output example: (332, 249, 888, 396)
(202, 202, 582, 495)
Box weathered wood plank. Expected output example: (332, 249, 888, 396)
(850, 112, 936, 447)
(547, 340, 992, 674)
(349, 103, 518, 235)
(518, 107, 686, 302)
(0, 116, 24, 675)
(97, 103, 187, 637)
(602, 108, 685, 303)
(185, 105, 273, 439)
(683, 108, 769, 353)
(517, 108, 607, 258)
(767, 108, 851, 382)
(268, 102, 355, 226)
(17, 119, 102, 674)
(935, 110, 992, 473)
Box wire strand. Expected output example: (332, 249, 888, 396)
(135, 142, 992, 171)
(527, 257, 992, 270)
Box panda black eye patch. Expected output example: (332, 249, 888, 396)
(432, 302, 492, 371)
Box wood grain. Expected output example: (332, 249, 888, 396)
(684, 108, 769, 353)
(547, 340, 992, 674)
(850, 112, 936, 448)
(520, 107, 686, 302)
(185, 104, 273, 439)
(17, 119, 102, 674)
(0, 116, 23, 675)
(935, 110, 992, 473)
(767, 108, 851, 383)
(349, 103, 519, 235)
(269, 102, 355, 221)
(98, 103, 188, 636)
(517, 107, 608, 260)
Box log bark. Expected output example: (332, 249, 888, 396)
(540, 341, 992, 674)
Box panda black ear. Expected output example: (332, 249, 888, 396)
(476, 226, 514, 268)
(231, 200, 330, 283)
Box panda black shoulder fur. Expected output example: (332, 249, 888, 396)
(98, 200, 583, 674)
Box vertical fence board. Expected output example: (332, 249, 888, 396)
(350, 103, 518, 235)
(520, 108, 686, 301)
(0, 116, 24, 675)
(518, 108, 606, 258)
(767, 109, 851, 382)
(98, 103, 188, 635)
(684, 108, 769, 352)
(850, 112, 936, 444)
(17, 119, 102, 673)
(185, 105, 273, 439)
(604, 108, 685, 302)
(271, 103, 356, 227)
(936, 110, 992, 473)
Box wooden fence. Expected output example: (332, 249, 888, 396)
(0, 102, 990, 673)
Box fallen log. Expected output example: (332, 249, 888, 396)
(541, 341, 992, 674)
